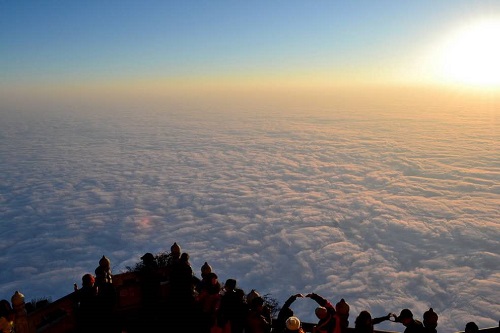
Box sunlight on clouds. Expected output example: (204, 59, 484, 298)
(0, 100, 498, 331)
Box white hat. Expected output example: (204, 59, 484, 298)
(286, 316, 301, 330)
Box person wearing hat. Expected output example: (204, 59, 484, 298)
(141, 252, 156, 264)
(246, 289, 261, 305)
(276, 294, 305, 333)
(94, 255, 117, 331)
(285, 316, 305, 333)
(171, 242, 181, 256)
(138, 252, 161, 328)
(196, 262, 216, 295)
(422, 308, 438, 333)
(167, 242, 182, 267)
(335, 298, 350, 333)
(245, 295, 272, 333)
(196, 272, 222, 333)
(201, 261, 213, 279)
(164, 242, 182, 278)
(94, 255, 115, 300)
(464, 322, 479, 333)
(95, 255, 113, 285)
(306, 293, 337, 333)
(395, 308, 425, 333)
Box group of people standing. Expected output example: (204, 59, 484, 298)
(71, 242, 486, 333)
(275, 293, 483, 333)
(275, 292, 349, 333)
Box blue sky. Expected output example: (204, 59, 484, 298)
(3, 0, 500, 91)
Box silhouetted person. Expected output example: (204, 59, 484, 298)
(168, 242, 181, 265)
(246, 295, 272, 333)
(422, 308, 438, 333)
(196, 272, 221, 333)
(95, 255, 113, 286)
(196, 261, 213, 293)
(94, 255, 117, 332)
(163, 242, 182, 282)
(464, 322, 479, 333)
(217, 279, 248, 333)
(306, 292, 337, 333)
(354, 310, 392, 333)
(169, 252, 194, 298)
(335, 298, 350, 333)
(138, 252, 161, 329)
(167, 252, 197, 330)
(74, 273, 99, 332)
(276, 293, 304, 333)
(395, 308, 425, 333)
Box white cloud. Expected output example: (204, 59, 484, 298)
(0, 106, 498, 332)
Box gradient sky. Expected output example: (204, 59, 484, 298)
(2, 0, 500, 108)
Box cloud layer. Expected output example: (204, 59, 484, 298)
(0, 105, 498, 332)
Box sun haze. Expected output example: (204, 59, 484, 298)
(427, 17, 500, 89)
(2, 1, 500, 111)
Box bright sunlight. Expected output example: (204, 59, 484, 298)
(431, 18, 500, 89)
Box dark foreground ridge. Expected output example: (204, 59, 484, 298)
(1, 243, 498, 333)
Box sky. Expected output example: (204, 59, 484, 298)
(2, 0, 500, 109)
(1, 1, 500, 332)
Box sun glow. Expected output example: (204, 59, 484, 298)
(432, 19, 500, 89)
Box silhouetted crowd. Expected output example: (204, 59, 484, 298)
(69, 242, 493, 333)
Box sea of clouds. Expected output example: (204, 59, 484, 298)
(0, 104, 498, 332)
